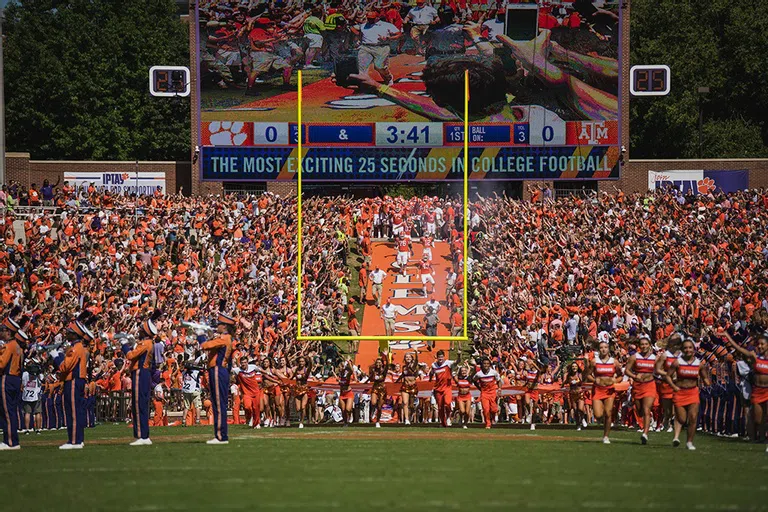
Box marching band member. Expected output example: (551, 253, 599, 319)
(200, 312, 235, 444)
(665, 339, 711, 450)
(726, 332, 768, 452)
(624, 335, 660, 445)
(0, 316, 26, 450)
(123, 316, 159, 446)
(51, 313, 95, 450)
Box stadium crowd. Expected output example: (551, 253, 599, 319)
(1, 181, 767, 450)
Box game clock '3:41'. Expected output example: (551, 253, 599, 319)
(375, 123, 443, 147)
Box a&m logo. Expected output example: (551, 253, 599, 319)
(578, 121, 609, 145)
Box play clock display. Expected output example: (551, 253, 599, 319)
(630, 65, 671, 96)
(149, 66, 190, 97)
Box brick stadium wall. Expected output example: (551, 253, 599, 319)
(621, 159, 768, 193)
(4, 153, 190, 194)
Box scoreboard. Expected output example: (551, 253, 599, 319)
(196, 0, 622, 182)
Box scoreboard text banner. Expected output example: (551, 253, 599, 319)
(202, 146, 619, 181)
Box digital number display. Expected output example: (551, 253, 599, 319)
(149, 66, 190, 97)
(630, 65, 671, 96)
(375, 123, 442, 147)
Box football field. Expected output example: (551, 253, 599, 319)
(2, 425, 765, 511)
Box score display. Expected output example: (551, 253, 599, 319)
(630, 65, 671, 96)
(149, 66, 190, 97)
(203, 121, 618, 148)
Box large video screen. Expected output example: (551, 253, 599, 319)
(197, 0, 621, 181)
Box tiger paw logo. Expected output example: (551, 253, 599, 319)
(121, 173, 129, 181)
(207, 121, 249, 146)
(697, 177, 716, 194)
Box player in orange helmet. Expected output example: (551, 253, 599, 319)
(664, 339, 711, 450)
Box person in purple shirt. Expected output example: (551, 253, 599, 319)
(40, 178, 60, 206)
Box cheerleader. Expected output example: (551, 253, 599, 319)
(585, 340, 622, 444)
(726, 332, 768, 450)
(333, 359, 356, 425)
(260, 358, 283, 428)
(397, 352, 419, 425)
(369, 357, 388, 427)
(625, 335, 661, 445)
(656, 334, 682, 433)
(290, 356, 314, 429)
(453, 366, 473, 429)
(664, 339, 711, 450)
(563, 362, 587, 431)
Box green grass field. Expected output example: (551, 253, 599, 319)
(2, 425, 766, 511)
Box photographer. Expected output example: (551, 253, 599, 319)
(182, 353, 204, 427)
(22, 362, 44, 435)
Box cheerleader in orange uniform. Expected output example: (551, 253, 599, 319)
(624, 335, 661, 445)
(664, 339, 711, 450)
(260, 358, 283, 428)
(290, 356, 314, 429)
(473, 358, 502, 429)
(564, 362, 587, 431)
(585, 340, 622, 444)
(726, 332, 768, 451)
(656, 334, 681, 433)
(453, 366, 473, 429)
(397, 352, 420, 425)
(333, 359, 356, 425)
(369, 357, 388, 428)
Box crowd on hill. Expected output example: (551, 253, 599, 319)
(1, 182, 766, 443)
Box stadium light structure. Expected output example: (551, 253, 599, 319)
(296, 70, 470, 343)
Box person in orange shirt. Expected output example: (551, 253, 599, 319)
(235, 357, 264, 429)
(200, 312, 236, 444)
(123, 318, 158, 446)
(429, 350, 455, 427)
(473, 357, 501, 429)
(152, 381, 167, 427)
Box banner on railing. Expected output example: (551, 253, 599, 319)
(648, 170, 748, 195)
